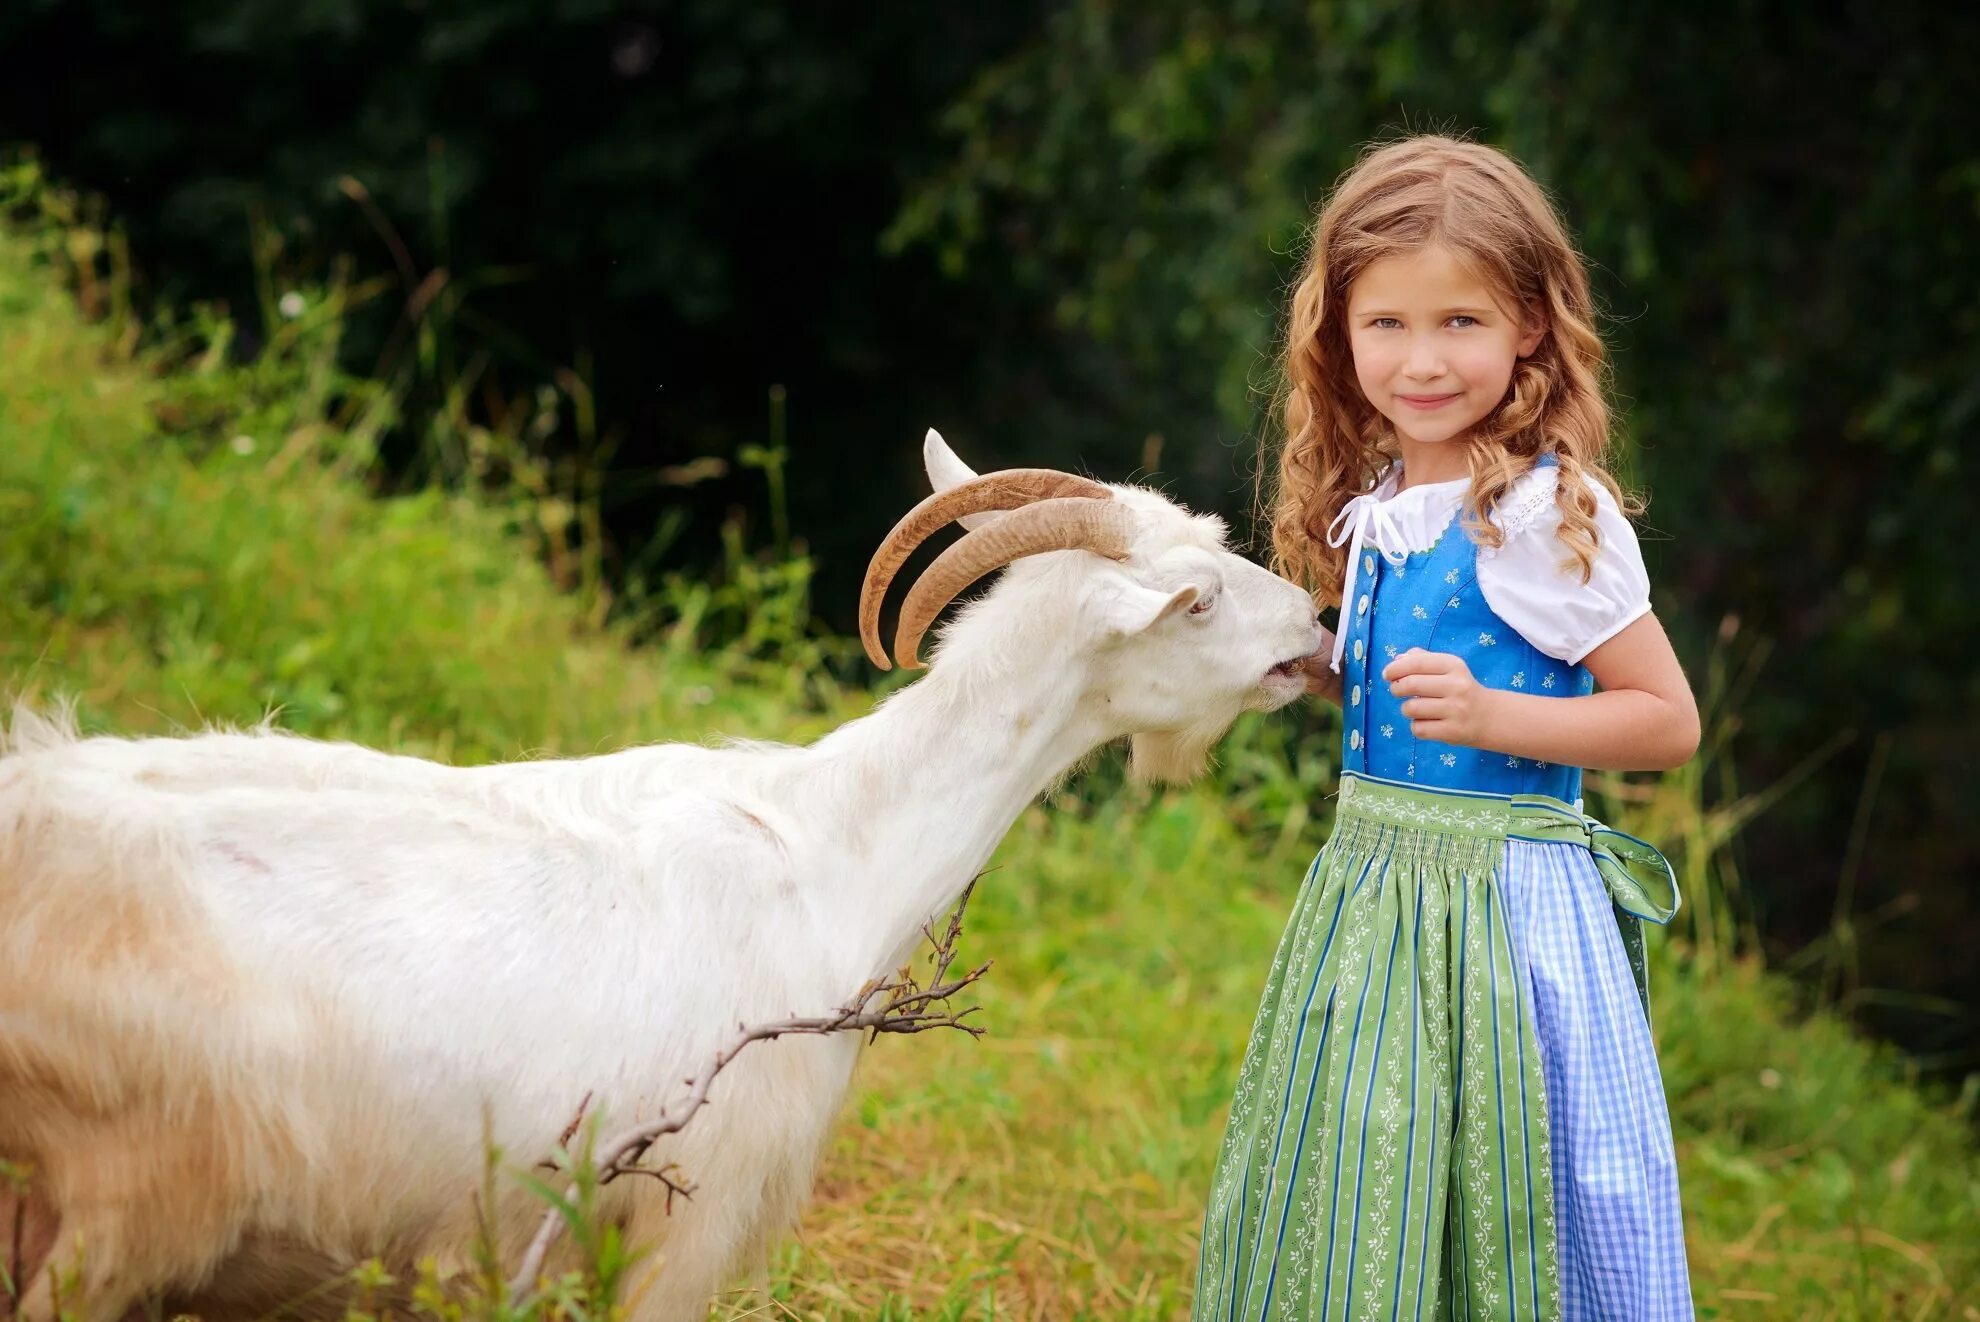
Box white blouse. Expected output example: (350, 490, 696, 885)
(1325, 460, 1652, 671)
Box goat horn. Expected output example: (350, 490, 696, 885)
(859, 469, 1114, 670)
(891, 496, 1134, 671)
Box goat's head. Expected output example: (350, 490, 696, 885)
(858, 430, 1328, 784)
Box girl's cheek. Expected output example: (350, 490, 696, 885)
(1458, 344, 1520, 384)
(1351, 360, 1390, 403)
(1353, 347, 1402, 394)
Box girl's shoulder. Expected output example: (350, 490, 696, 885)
(1479, 456, 1638, 557)
(1482, 458, 1573, 545)
(1476, 459, 1653, 665)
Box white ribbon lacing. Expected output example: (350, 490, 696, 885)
(1324, 492, 1413, 674)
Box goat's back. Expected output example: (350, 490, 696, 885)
(0, 721, 849, 1318)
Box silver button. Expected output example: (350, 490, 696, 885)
(1353, 639, 1364, 661)
(1349, 729, 1362, 750)
(1357, 594, 1369, 617)
(1350, 684, 1361, 706)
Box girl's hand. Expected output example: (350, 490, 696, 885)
(1305, 628, 1344, 706)
(1382, 648, 1499, 748)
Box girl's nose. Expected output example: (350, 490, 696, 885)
(1405, 337, 1445, 378)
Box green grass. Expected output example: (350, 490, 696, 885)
(1, 181, 1976, 1320)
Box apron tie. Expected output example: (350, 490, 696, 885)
(1507, 796, 1681, 924)
(1507, 796, 1682, 1024)
(1325, 492, 1412, 674)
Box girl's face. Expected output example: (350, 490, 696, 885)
(1345, 242, 1545, 467)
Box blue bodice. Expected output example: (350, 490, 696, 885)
(1335, 488, 1595, 803)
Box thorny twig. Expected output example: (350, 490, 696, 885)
(506, 877, 991, 1302)
(533, 1091, 595, 1173)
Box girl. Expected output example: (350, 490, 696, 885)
(1194, 134, 1700, 1320)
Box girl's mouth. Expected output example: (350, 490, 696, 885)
(1397, 392, 1461, 410)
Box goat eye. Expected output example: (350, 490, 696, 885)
(1187, 596, 1214, 615)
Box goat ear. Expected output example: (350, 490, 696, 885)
(923, 427, 1000, 531)
(1095, 580, 1198, 639)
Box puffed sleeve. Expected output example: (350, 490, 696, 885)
(1476, 468, 1653, 664)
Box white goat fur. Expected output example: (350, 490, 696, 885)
(0, 431, 1324, 1320)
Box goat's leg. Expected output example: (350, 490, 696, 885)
(1, 1181, 57, 1319)
(8, 1211, 140, 1322)
(7, 1198, 183, 1322)
(5, 1116, 247, 1322)
(614, 1197, 759, 1322)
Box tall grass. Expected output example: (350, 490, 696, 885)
(1, 160, 1975, 1319)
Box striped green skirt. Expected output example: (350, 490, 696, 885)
(1193, 771, 1690, 1321)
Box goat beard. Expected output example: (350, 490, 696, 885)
(1126, 719, 1228, 787)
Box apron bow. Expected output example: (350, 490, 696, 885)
(1506, 796, 1681, 1023)
(1506, 797, 1681, 925)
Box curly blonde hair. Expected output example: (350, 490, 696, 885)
(1257, 132, 1643, 613)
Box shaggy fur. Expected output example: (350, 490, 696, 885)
(0, 432, 1324, 1320)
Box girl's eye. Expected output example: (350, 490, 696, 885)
(1369, 315, 1478, 329)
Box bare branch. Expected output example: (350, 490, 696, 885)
(534, 1091, 596, 1172)
(557, 1092, 594, 1149)
(506, 877, 989, 1302)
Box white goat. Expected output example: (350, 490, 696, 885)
(0, 430, 1325, 1320)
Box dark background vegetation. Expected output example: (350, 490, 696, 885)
(2, 1, 1974, 1073)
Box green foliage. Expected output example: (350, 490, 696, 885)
(0, 160, 862, 761)
(2, 159, 1976, 1320)
(0, 0, 1050, 647)
(5, 3, 1974, 1070)
(9, 1, 1973, 1067)
(888, 0, 1980, 1072)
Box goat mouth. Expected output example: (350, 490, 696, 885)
(1265, 656, 1307, 680)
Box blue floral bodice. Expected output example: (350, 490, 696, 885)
(1335, 469, 1596, 803)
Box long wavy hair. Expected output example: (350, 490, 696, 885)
(1257, 132, 1643, 612)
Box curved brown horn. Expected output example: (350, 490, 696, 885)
(891, 496, 1135, 670)
(859, 469, 1113, 670)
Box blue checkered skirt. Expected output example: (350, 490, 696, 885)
(1193, 771, 1694, 1320)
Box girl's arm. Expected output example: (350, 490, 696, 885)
(1383, 611, 1700, 771)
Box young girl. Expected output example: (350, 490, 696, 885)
(1194, 134, 1700, 1320)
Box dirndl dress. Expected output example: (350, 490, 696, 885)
(1193, 457, 1695, 1320)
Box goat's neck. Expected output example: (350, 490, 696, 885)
(804, 641, 1111, 981)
